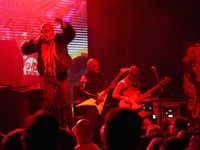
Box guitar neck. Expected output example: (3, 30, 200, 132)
(141, 84, 162, 99)
(135, 77, 170, 102)
(103, 71, 124, 95)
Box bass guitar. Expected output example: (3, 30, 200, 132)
(119, 76, 171, 110)
(76, 68, 129, 115)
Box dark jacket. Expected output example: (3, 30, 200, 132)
(22, 22, 75, 81)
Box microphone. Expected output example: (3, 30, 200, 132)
(151, 66, 157, 70)
(151, 66, 163, 92)
(32, 35, 46, 44)
(39, 35, 47, 41)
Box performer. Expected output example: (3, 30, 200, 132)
(112, 65, 152, 128)
(21, 18, 75, 130)
(79, 58, 108, 147)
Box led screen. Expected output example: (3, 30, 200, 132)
(0, 0, 88, 86)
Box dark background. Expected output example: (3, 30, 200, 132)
(87, 0, 200, 98)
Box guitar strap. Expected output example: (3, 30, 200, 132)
(121, 77, 140, 93)
(121, 85, 131, 92)
(127, 76, 138, 85)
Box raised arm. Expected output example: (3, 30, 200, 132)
(55, 18, 75, 45)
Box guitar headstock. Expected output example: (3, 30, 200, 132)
(120, 68, 129, 74)
(160, 76, 171, 85)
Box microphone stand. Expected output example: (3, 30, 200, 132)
(153, 68, 163, 128)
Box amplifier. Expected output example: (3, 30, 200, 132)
(162, 102, 184, 123)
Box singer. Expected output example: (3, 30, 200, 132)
(112, 66, 152, 128)
(21, 18, 75, 130)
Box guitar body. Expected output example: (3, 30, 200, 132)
(119, 91, 143, 110)
(119, 76, 171, 110)
(75, 91, 108, 115)
(76, 68, 130, 115)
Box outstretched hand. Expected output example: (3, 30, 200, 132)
(54, 18, 63, 24)
(54, 18, 67, 28)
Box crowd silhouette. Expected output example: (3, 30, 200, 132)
(0, 108, 200, 150)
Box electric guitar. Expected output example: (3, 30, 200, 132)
(76, 68, 130, 115)
(119, 76, 171, 110)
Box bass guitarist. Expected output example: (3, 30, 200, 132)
(112, 65, 152, 128)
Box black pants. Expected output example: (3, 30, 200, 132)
(86, 106, 109, 148)
(42, 75, 74, 129)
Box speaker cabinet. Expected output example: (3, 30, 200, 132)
(73, 84, 87, 122)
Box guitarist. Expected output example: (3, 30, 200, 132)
(112, 65, 152, 128)
(79, 58, 109, 147)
